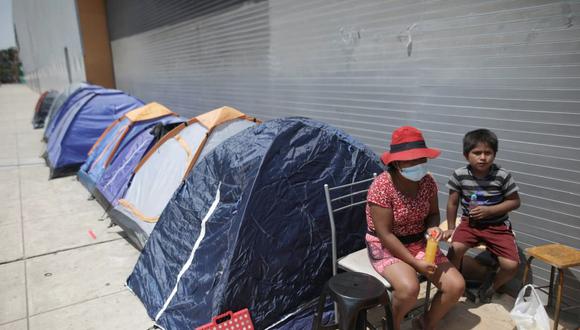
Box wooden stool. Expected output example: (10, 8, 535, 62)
(522, 243, 580, 330)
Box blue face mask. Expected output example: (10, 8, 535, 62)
(399, 163, 428, 182)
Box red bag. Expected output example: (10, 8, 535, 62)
(196, 309, 254, 330)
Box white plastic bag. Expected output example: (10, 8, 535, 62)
(510, 284, 550, 330)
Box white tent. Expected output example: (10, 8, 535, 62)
(110, 106, 258, 249)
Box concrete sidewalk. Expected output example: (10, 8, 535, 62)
(0, 84, 152, 330)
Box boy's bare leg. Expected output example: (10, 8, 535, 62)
(448, 242, 470, 269)
(493, 256, 518, 291)
(478, 256, 518, 303)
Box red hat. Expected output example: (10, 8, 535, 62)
(381, 126, 441, 165)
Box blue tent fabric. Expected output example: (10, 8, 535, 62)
(94, 120, 183, 212)
(78, 112, 182, 195)
(127, 117, 383, 329)
(43, 83, 99, 142)
(46, 88, 144, 178)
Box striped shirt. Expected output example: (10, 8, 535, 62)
(446, 164, 519, 224)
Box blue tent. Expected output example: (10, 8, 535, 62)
(46, 88, 144, 178)
(127, 117, 383, 329)
(43, 83, 100, 142)
(78, 102, 182, 196)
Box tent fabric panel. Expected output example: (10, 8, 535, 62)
(88, 116, 125, 156)
(128, 150, 256, 328)
(88, 120, 129, 167)
(127, 117, 383, 330)
(108, 206, 154, 250)
(106, 115, 178, 167)
(78, 122, 130, 192)
(195, 106, 244, 129)
(222, 121, 382, 327)
(118, 199, 160, 222)
(119, 123, 206, 219)
(46, 89, 144, 177)
(195, 119, 256, 165)
(96, 116, 184, 207)
(55, 93, 142, 168)
(98, 132, 157, 206)
(154, 183, 222, 321)
(46, 92, 95, 170)
(134, 122, 187, 172)
(44, 83, 92, 139)
(44, 84, 98, 141)
(124, 102, 174, 122)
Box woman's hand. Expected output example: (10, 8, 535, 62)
(414, 259, 437, 275)
(426, 226, 443, 241)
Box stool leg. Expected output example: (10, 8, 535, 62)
(383, 294, 395, 330)
(423, 280, 432, 315)
(312, 289, 328, 330)
(337, 303, 362, 330)
(355, 310, 366, 330)
(522, 256, 534, 286)
(553, 269, 564, 330)
(547, 266, 555, 308)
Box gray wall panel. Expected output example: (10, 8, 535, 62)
(12, 0, 86, 92)
(109, 0, 580, 309)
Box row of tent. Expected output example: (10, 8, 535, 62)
(32, 83, 383, 329)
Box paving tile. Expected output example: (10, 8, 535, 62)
(0, 261, 27, 324)
(23, 209, 125, 257)
(0, 319, 27, 330)
(21, 195, 103, 223)
(26, 239, 140, 315)
(29, 290, 152, 330)
(19, 167, 103, 222)
(0, 134, 17, 149)
(0, 167, 20, 202)
(0, 223, 23, 264)
(18, 168, 91, 200)
(0, 199, 20, 227)
(16, 131, 45, 165)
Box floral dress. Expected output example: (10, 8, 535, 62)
(365, 172, 448, 274)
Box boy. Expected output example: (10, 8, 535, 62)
(445, 129, 521, 303)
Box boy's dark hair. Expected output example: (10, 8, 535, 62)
(463, 129, 498, 156)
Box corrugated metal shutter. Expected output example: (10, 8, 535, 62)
(13, 0, 86, 92)
(108, 0, 580, 308)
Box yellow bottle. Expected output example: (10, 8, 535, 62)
(424, 231, 438, 264)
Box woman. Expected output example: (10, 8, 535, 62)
(366, 126, 464, 330)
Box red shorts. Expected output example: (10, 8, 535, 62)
(451, 220, 520, 263)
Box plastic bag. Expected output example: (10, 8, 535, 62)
(510, 284, 550, 330)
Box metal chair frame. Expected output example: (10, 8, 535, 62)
(323, 173, 432, 328)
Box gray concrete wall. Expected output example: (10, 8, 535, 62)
(12, 0, 86, 92)
(108, 0, 580, 308)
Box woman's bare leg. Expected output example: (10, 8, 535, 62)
(382, 262, 421, 330)
(423, 262, 465, 330)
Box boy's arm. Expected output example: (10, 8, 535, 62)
(445, 190, 460, 240)
(470, 192, 521, 220)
